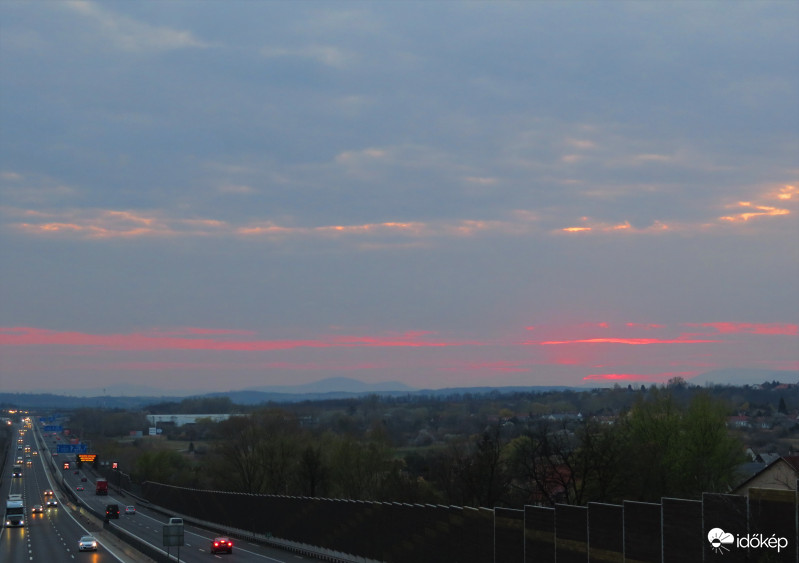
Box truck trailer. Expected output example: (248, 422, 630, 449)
(5, 496, 25, 527)
(95, 478, 108, 495)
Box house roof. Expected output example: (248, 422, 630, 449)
(756, 453, 781, 464)
(733, 455, 799, 493)
(734, 461, 767, 482)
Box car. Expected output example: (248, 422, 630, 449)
(168, 517, 183, 525)
(46, 499, 59, 508)
(43, 489, 54, 496)
(78, 535, 98, 552)
(124, 505, 136, 515)
(31, 504, 44, 514)
(80, 476, 87, 482)
(210, 537, 233, 554)
(105, 504, 120, 519)
(32, 450, 38, 455)
(76, 485, 84, 491)
(74, 470, 79, 475)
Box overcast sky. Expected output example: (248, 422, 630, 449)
(1, 1, 797, 394)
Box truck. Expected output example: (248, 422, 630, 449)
(5, 495, 24, 527)
(95, 478, 108, 495)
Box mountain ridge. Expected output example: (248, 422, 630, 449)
(2, 370, 796, 409)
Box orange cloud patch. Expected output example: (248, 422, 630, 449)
(719, 201, 790, 222)
(775, 184, 797, 200)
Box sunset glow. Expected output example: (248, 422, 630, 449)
(582, 372, 695, 383)
(1, 1, 796, 392)
(539, 338, 719, 345)
(0, 327, 474, 352)
(691, 322, 798, 336)
(1, 318, 794, 391)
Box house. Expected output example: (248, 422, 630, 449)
(733, 455, 799, 496)
(726, 414, 751, 428)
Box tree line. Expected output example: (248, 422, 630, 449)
(55, 379, 798, 509)
(100, 388, 750, 508)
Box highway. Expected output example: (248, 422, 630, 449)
(2, 418, 331, 563)
(2, 420, 132, 562)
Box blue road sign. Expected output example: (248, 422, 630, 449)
(56, 444, 88, 454)
(44, 425, 63, 432)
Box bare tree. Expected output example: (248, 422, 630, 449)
(454, 424, 512, 508)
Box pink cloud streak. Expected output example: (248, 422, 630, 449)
(689, 322, 798, 336)
(539, 337, 719, 345)
(0, 327, 475, 352)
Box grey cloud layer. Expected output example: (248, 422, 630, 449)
(0, 1, 796, 389)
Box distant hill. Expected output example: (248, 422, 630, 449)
(690, 368, 799, 386)
(204, 383, 575, 405)
(0, 383, 576, 409)
(413, 385, 573, 397)
(2, 372, 796, 409)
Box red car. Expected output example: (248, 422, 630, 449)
(211, 537, 233, 554)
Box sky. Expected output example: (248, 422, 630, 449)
(1, 1, 797, 394)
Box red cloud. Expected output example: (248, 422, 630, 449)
(104, 360, 387, 372)
(0, 326, 473, 352)
(540, 338, 719, 345)
(690, 322, 798, 336)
